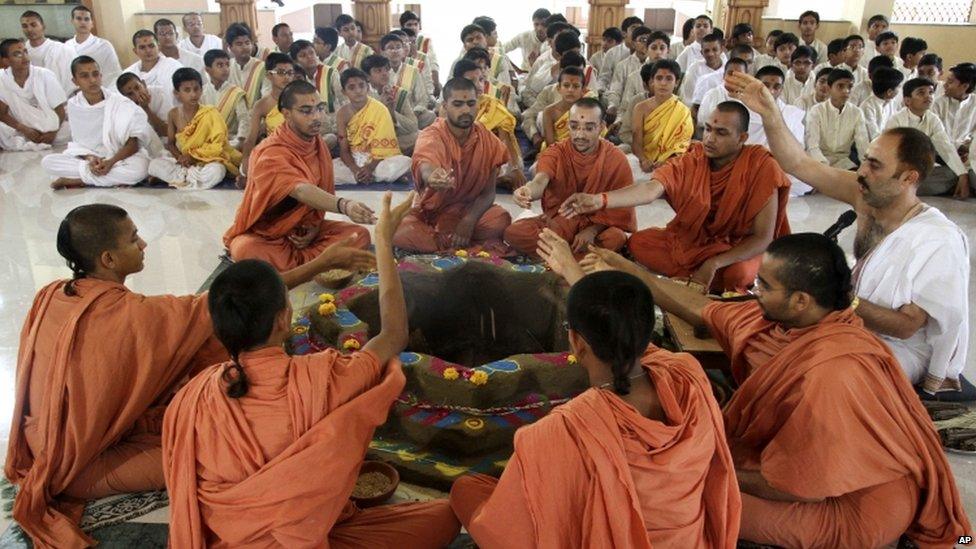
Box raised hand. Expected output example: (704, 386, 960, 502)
(724, 72, 777, 119)
(376, 190, 415, 243)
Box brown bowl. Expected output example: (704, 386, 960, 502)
(314, 269, 355, 289)
(350, 460, 399, 508)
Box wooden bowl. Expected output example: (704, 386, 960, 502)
(315, 269, 355, 289)
(350, 461, 399, 507)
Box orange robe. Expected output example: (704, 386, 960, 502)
(706, 301, 971, 548)
(6, 278, 227, 548)
(163, 346, 460, 548)
(449, 345, 740, 549)
(504, 139, 637, 257)
(224, 124, 370, 271)
(393, 118, 512, 253)
(627, 143, 790, 291)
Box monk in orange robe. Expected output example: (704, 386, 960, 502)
(449, 259, 740, 549)
(7, 204, 374, 548)
(560, 101, 790, 292)
(507, 98, 635, 258)
(585, 233, 971, 548)
(224, 80, 373, 271)
(165, 193, 461, 548)
(393, 77, 511, 253)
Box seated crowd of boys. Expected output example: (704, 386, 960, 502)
(3, 5, 974, 548)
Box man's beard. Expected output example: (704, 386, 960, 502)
(450, 114, 474, 128)
(858, 175, 897, 208)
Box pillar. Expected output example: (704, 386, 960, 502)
(722, 0, 768, 46)
(587, 0, 626, 59)
(353, 0, 391, 51)
(218, 0, 259, 36)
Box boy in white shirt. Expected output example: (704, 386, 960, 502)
(154, 19, 207, 81)
(679, 32, 724, 107)
(860, 66, 903, 140)
(887, 77, 969, 196)
(812, 39, 843, 75)
(179, 12, 223, 57)
(861, 14, 889, 67)
(798, 10, 828, 64)
(794, 66, 832, 113)
(20, 10, 75, 95)
(917, 54, 945, 98)
(591, 27, 623, 80)
(805, 68, 869, 168)
(501, 8, 550, 72)
(875, 31, 905, 74)
(67, 5, 122, 86)
(752, 30, 782, 72)
(675, 14, 716, 72)
(851, 55, 896, 106)
(899, 37, 927, 79)
(769, 32, 798, 75)
(202, 49, 249, 149)
(932, 62, 976, 156)
(837, 35, 869, 84)
(783, 46, 815, 105)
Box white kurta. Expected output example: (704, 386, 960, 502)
(853, 206, 969, 388)
(178, 34, 223, 57)
(860, 94, 900, 141)
(691, 70, 724, 106)
(41, 88, 151, 186)
(607, 54, 642, 109)
(0, 66, 67, 150)
(802, 38, 829, 66)
(932, 94, 976, 149)
(680, 59, 723, 106)
(501, 29, 543, 71)
(67, 34, 122, 86)
(782, 71, 815, 105)
(25, 38, 76, 95)
(123, 56, 184, 89)
(521, 50, 556, 108)
(804, 100, 869, 168)
(885, 108, 967, 176)
(598, 43, 628, 91)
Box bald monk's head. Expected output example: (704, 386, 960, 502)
(568, 97, 605, 155)
(442, 77, 478, 131)
(56, 204, 146, 295)
(856, 127, 934, 208)
(566, 271, 655, 396)
(702, 101, 749, 167)
(208, 259, 290, 398)
(754, 233, 853, 328)
(279, 79, 323, 139)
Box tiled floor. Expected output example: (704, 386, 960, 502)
(1, 148, 974, 529)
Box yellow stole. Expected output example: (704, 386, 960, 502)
(489, 50, 506, 81)
(265, 105, 285, 133)
(478, 93, 522, 168)
(215, 85, 245, 129)
(641, 95, 693, 163)
(349, 42, 374, 71)
(241, 60, 266, 109)
(484, 81, 513, 106)
(416, 35, 432, 55)
(315, 64, 339, 113)
(347, 96, 401, 159)
(177, 105, 243, 175)
(323, 53, 350, 72)
(395, 63, 419, 93)
(406, 52, 427, 72)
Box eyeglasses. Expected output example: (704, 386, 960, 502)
(270, 70, 296, 77)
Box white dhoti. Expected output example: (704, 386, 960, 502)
(853, 206, 970, 390)
(41, 153, 149, 187)
(332, 154, 411, 185)
(0, 65, 68, 151)
(148, 156, 227, 190)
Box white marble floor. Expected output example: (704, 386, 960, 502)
(1, 148, 974, 525)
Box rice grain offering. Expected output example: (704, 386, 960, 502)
(352, 471, 393, 499)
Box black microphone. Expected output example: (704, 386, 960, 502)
(824, 209, 857, 242)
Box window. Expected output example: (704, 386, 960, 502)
(891, 0, 975, 24)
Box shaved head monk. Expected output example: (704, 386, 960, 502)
(561, 101, 790, 292)
(165, 193, 461, 547)
(582, 234, 971, 547)
(727, 71, 972, 400)
(449, 251, 740, 548)
(393, 77, 512, 253)
(8, 204, 372, 547)
(505, 98, 636, 258)
(224, 80, 373, 271)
